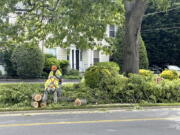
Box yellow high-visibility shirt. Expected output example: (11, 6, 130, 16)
(48, 70, 62, 83)
(45, 78, 59, 89)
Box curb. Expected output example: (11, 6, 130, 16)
(1, 103, 180, 112)
(0, 79, 80, 83)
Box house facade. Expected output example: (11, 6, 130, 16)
(40, 25, 117, 72)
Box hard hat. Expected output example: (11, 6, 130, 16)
(51, 65, 57, 71)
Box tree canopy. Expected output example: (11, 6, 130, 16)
(0, 0, 176, 75)
(0, 0, 124, 50)
(142, 1, 180, 67)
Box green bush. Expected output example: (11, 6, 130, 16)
(62, 83, 95, 103)
(96, 74, 128, 103)
(45, 54, 56, 59)
(122, 74, 180, 103)
(85, 65, 112, 88)
(0, 46, 17, 77)
(45, 57, 59, 68)
(84, 62, 128, 103)
(159, 79, 180, 103)
(59, 60, 69, 74)
(95, 62, 120, 73)
(65, 69, 80, 76)
(139, 37, 149, 69)
(85, 62, 120, 89)
(160, 69, 179, 80)
(0, 83, 44, 107)
(44, 56, 69, 75)
(139, 69, 154, 76)
(123, 74, 158, 103)
(43, 54, 58, 78)
(11, 45, 45, 78)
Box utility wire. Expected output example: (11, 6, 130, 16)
(142, 26, 180, 33)
(144, 6, 180, 17)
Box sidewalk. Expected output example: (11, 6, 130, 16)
(0, 79, 80, 84)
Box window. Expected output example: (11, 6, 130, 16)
(109, 25, 116, 37)
(93, 50, 99, 64)
(47, 48, 56, 56)
(80, 51, 83, 61)
(67, 49, 70, 60)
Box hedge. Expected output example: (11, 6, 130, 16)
(1, 74, 180, 108)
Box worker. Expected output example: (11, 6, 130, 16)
(42, 76, 59, 103)
(48, 65, 62, 100)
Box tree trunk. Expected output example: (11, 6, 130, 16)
(122, 0, 147, 75)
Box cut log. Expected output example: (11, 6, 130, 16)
(31, 101, 39, 108)
(74, 98, 87, 106)
(40, 102, 47, 108)
(155, 77, 163, 84)
(32, 94, 43, 102)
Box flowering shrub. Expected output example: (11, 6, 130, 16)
(160, 69, 178, 80)
(139, 69, 153, 76)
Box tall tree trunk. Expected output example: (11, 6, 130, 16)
(122, 0, 147, 75)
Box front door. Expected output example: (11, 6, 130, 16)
(72, 50, 74, 69)
(76, 50, 79, 70)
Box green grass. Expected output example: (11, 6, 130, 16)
(0, 103, 180, 112)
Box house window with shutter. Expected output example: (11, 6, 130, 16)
(109, 25, 116, 37)
(93, 50, 99, 64)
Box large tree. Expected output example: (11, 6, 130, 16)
(0, 0, 173, 74)
(122, 0, 171, 74)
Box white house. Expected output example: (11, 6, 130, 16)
(7, 11, 118, 72)
(40, 25, 117, 72)
(0, 56, 6, 75)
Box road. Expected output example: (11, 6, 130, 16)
(0, 108, 180, 135)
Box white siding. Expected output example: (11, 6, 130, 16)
(56, 47, 67, 60)
(0, 65, 6, 75)
(99, 51, 110, 62)
(80, 50, 90, 72)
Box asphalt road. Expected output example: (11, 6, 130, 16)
(0, 108, 180, 135)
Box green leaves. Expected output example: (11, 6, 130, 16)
(0, 0, 124, 50)
(150, 0, 171, 10)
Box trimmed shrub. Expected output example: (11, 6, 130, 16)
(95, 62, 120, 73)
(59, 60, 69, 74)
(85, 62, 120, 89)
(45, 57, 59, 68)
(0, 83, 43, 107)
(62, 83, 95, 103)
(65, 69, 80, 76)
(45, 54, 56, 59)
(139, 69, 154, 77)
(139, 37, 149, 69)
(11, 45, 45, 78)
(44, 56, 69, 75)
(160, 69, 178, 80)
(85, 65, 112, 88)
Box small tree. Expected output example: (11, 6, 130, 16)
(11, 44, 45, 78)
(111, 29, 149, 70)
(139, 37, 149, 69)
